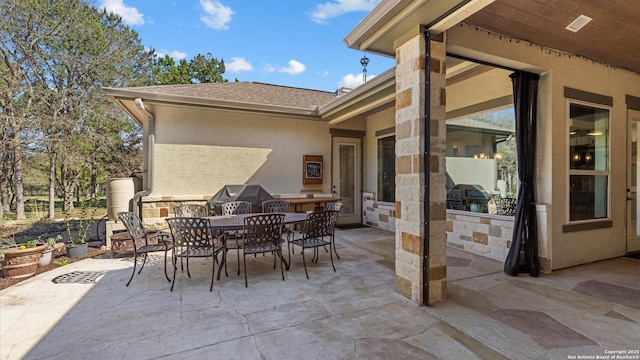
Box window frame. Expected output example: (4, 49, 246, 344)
(376, 132, 396, 204)
(565, 99, 612, 225)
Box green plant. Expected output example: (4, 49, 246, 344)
(64, 201, 96, 246)
(39, 234, 64, 252)
(53, 259, 69, 266)
(0, 236, 17, 261)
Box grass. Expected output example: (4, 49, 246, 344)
(2, 197, 107, 222)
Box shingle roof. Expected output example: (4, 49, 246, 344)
(118, 81, 338, 111)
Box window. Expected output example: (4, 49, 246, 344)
(445, 107, 517, 215)
(377, 135, 395, 202)
(568, 102, 610, 221)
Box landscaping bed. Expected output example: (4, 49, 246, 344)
(1, 219, 110, 290)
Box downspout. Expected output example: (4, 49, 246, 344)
(422, 29, 431, 304)
(132, 98, 155, 219)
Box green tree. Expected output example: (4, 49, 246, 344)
(1, 0, 154, 217)
(153, 52, 227, 85)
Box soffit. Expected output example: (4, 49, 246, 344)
(347, 0, 640, 74)
(344, 0, 484, 56)
(464, 0, 640, 74)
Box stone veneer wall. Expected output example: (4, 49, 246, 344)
(446, 211, 513, 261)
(394, 33, 448, 305)
(445, 204, 551, 272)
(140, 195, 212, 227)
(363, 192, 397, 231)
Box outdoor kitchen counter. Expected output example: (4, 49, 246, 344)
(279, 197, 341, 212)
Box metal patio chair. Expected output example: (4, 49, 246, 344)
(287, 210, 337, 279)
(241, 213, 286, 287)
(166, 217, 224, 291)
(325, 201, 343, 259)
(220, 201, 252, 275)
(261, 199, 291, 213)
(118, 211, 173, 287)
(174, 204, 209, 218)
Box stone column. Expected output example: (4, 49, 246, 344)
(395, 31, 447, 305)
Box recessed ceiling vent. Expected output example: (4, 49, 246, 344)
(565, 14, 592, 33)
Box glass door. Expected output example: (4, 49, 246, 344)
(332, 137, 361, 225)
(627, 109, 640, 253)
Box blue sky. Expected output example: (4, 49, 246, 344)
(97, 0, 396, 92)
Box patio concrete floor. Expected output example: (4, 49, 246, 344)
(1, 227, 639, 360)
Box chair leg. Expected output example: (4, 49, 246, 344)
(186, 257, 191, 278)
(278, 249, 285, 281)
(170, 256, 178, 291)
(329, 243, 336, 272)
(217, 249, 227, 280)
(138, 253, 148, 274)
(163, 249, 170, 282)
(210, 255, 215, 292)
(301, 248, 309, 279)
(223, 249, 229, 277)
(236, 242, 241, 276)
(243, 253, 248, 287)
(126, 254, 138, 287)
(332, 236, 340, 259)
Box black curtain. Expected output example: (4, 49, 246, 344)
(504, 71, 540, 277)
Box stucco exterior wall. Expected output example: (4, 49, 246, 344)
(447, 68, 512, 113)
(448, 23, 640, 270)
(149, 104, 331, 197)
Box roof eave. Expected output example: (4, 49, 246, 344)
(344, 0, 494, 55)
(319, 67, 396, 124)
(103, 87, 323, 119)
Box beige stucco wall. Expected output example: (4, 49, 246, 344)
(148, 104, 331, 197)
(448, 23, 640, 270)
(447, 68, 512, 113)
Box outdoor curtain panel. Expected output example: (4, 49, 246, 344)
(504, 71, 540, 277)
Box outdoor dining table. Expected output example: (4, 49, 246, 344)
(206, 212, 307, 272)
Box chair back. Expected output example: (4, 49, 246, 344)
(166, 217, 213, 250)
(326, 201, 343, 212)
(174, 204, 208, 217)
(118, 211, 146, 240)
(221, 201, 252, 215)
(262, 199, 290, 213)
(242, 213, 284, 245)
(303, 210, 337, 238)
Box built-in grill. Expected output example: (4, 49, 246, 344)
(208, 184, 274, 215)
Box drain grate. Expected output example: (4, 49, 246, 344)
(52, 271, 105, 284)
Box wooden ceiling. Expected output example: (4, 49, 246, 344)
(465, 0, 640, 74)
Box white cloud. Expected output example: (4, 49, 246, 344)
(278, 60, 306, 75)
(155, 50, 187, 60)
(338, 73, 376, 88)
(309, 0, 379, 24)
(199, 0, 234, 30)
(227, 57, 253, 72)
(100, 0, 144, 26)
(262, 64, 277, 73)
